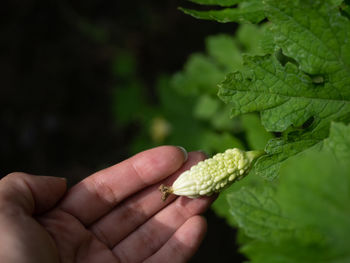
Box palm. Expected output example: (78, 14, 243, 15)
(38, 147, 212, 263)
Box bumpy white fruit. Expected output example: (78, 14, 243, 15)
(160, 148, 264, 201)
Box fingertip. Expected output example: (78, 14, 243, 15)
(157, 145, 188, 164)
(41, 176, 68, 193)
(176, 146, 188, 162)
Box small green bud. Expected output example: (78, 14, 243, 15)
(159, 148, 264, 201)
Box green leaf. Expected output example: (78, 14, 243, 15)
(212, 170, 266, 227)
(215, 0, 350, 179)
(240, 113, 274, 149)
(259, 23, 276, 54)
(179, 1, 265, 24)
(228, 186, 297, 241)
(172, 53, 225, 96)
(230, 122, 350, 262)
(325, 122, 350, 161)
(219, 55, 350, 132)
(206, 34, 243, 70)
(266, 0, 350, 91)
(241, 238, 332, 263)
(187, 0, 242, 7)
(236, 23, 265, 55)
(219, 54, 350, 179)
(193, 94, 220, 120)
(210, 105, 241, 131)
(253, 129, 325, 180)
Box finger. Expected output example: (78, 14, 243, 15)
(59, 146, 187, 225)
(144, 215, 207, 263)
(112, 194, 215, 263)
(0, 172, 67, 214)
(90, 151, 206, 248)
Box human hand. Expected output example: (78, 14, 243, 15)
(0, 146, 213, 263)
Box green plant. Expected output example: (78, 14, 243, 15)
(185, 0, 350, 179)
(232, 122, 350, 262)
(177, 0, 350, 261)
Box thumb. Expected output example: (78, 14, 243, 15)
(0, 172, 67, 215)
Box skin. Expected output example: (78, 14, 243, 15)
(0, 146, 214, 263)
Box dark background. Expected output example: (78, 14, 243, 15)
(1, 0, 244, 261)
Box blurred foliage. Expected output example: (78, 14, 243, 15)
(112, 24, 272, 154)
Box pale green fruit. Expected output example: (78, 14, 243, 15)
(160, 148, 264, 201)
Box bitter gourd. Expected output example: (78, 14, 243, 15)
(160, 148, 264, 201)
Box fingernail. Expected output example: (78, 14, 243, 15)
(177, 146, 188, 162)
(196, 150, 209, 158)
(58, 177, 67, 182)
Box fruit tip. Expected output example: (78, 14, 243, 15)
(159, 184, 173, 201)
